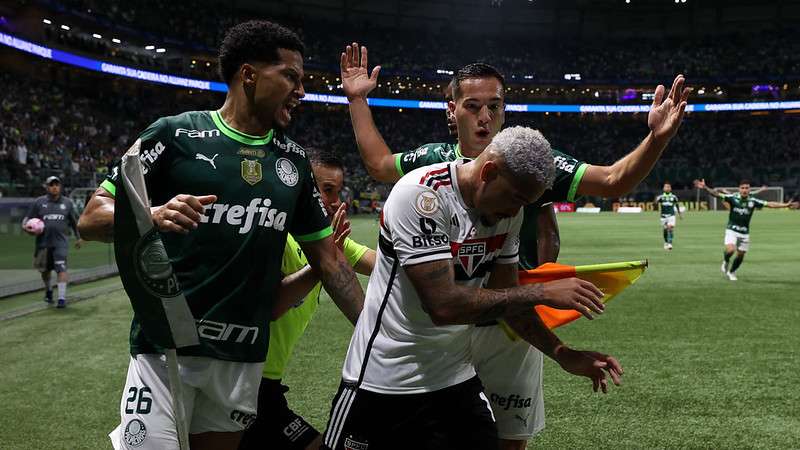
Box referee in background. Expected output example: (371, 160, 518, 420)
(22, 176, 82, 307)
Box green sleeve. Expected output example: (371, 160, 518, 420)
(281, 235, 308, 275)
(343, 237, 370, 268)
(395, 143, 454, 177)
(534, 149, 588, 206)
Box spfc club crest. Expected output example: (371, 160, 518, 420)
(241, 159, 263, 185)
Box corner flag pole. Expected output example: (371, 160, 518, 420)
(114, 140, 199, 449)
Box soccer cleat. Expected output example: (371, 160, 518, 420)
(721, 261, 728, 274)
(726, 272, 738, 281)
(44, 290, 54, 304)
(663, 243, 669, 250)
(56, 298, 66, 308)
(666, 243, 673, 250)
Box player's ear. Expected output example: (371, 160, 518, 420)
(240, 63, 258, 86)
(448, 100, 456, 116)
(479, 160, 499, 184)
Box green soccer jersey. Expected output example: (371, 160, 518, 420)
(722, 193, 766, 234)
(394, 143, 588, 269)
(656, 192, 680, 217)
(263, 234, 369, 380)
(102, 110, 332, 362)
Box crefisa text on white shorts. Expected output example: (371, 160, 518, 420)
(470, 324, 546, 440)
(109, 354, 261, 450)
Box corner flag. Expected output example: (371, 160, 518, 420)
(519, 260, 648, 329)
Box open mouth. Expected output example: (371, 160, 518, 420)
(281, 100, 300, 121)
(476, 129, 490, 139)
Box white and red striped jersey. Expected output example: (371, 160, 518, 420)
(342, 160, 522, 394)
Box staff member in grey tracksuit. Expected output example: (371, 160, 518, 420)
(22, 176, 82, 308)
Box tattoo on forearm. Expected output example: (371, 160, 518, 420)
(321, 258, 364, 324)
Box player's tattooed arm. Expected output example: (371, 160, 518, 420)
(78, 187, 116, 242)
(300, 236, 364, 325)
(340, 43, 400, 183)
(405, 260, 605, 326)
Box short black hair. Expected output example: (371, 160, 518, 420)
(739, 179, 751, 186)
(451, 63, 506, 100)
(307, 147, 343, 171)
(218, 20, 305, 84)
(663, 181, 671, 185)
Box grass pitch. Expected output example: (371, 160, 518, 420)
(0, 210, 797, 449)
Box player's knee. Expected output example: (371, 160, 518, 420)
(736, 251, 746, 258)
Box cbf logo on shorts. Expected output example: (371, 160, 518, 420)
(275, 158, 299, 187)
(123, 418, 147, 447)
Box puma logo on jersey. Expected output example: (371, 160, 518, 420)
(200, 198, 287, 234)
(196, 153, 219, 169)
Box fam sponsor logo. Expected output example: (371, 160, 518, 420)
(200, 198, 287, 234)
(733, 207, 751, 215)
(553, 154, 577, 174)
(43, 213, 65, 221)
(490, 393, 533, 411)
(174, 128, 220, 139)
(230, 409, 257, 428)
(123, 418, 147, 447)
(198, 319, 259, 344)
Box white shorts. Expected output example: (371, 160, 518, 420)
(724, 229, 750, 252)
(660, 215, 676, 228)
(471, 324, 545, 440)
(109, 354, 261, 450)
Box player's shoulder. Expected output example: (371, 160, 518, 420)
(271, 131, 310, 161)
(401, 161, 454, 190)
(34, 195, 48, 204)
(144, 110, 211, 137)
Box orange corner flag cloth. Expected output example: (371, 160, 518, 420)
(518, 260, 648, 330)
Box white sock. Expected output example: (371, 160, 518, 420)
(57, 282, 67, 300)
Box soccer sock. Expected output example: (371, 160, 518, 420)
(663, 229, 669, 243)
(667, 229, 674, 244)
(724, 251, 733, 265)
(730, 256, 744, 273)
(57, 282, 67, 300)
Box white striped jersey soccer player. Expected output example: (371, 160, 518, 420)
(341, 160, 523, 394)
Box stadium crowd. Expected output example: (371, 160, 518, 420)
(30, 0, 800, 86)
(2, 64, 798, 200)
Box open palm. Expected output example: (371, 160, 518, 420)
(648, 74, 690, 141)
(341, 42, 380, 100)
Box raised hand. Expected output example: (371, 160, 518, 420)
(331, 202, 352, 251)
(151, 194, 217, 234)
(693, 178, 706, 189)
(341, 42, 381, 101)
(648, 74, 690, 141)
(555, 347, 623, 393)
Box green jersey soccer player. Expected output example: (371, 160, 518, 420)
(654, 182, 683, 250)
(79, 22, 363, 450)
(696, 179, 792, 281)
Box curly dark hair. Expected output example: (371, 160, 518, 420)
(451, 63, 505, 99)
(218, 20, 305, 84)
(306, 147, 344, 170)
